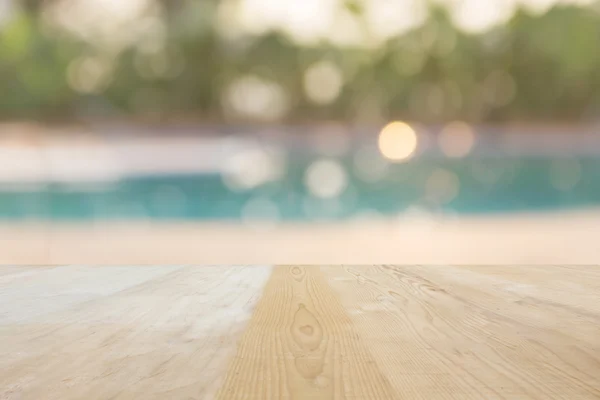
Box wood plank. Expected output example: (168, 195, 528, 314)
(217, 266, 396, 399)
(1, 265, 599, 399)
(0, 265, 272, 400)
(321, 265, 600, 399)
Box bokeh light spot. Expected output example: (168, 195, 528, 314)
(304, 159, 348, 199)
(364, 0, 427, 41)
(224, 75, 289, 121)
(438, 121, 475, 158)
(449, 0, 517, 34)
(67, 56, 113, 94)
(222, 146, 285, 192)
(378, 121, 418, 162)
(304, 60, 343, 105)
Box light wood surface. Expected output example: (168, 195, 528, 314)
(1, 265, 599, 399)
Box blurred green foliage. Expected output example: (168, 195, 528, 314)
(1, 0, 599, 123)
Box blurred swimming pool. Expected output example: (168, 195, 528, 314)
(0, 152, 596, 221)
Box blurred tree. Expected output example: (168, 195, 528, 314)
(0, 0, 599, 124)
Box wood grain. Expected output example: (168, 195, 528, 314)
(217, 266, 395, 399)
(1, 265, 599, 399)
(0, 265, 272, 400)
(321, 265, 600, 399)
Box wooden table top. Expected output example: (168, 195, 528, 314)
(1, 265, 599, 399)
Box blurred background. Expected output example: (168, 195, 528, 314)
(1, 0, 600, 264)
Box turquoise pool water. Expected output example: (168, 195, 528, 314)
(0, 153, 597, 221)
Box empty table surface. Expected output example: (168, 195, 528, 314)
(1, 265, 599, 399)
